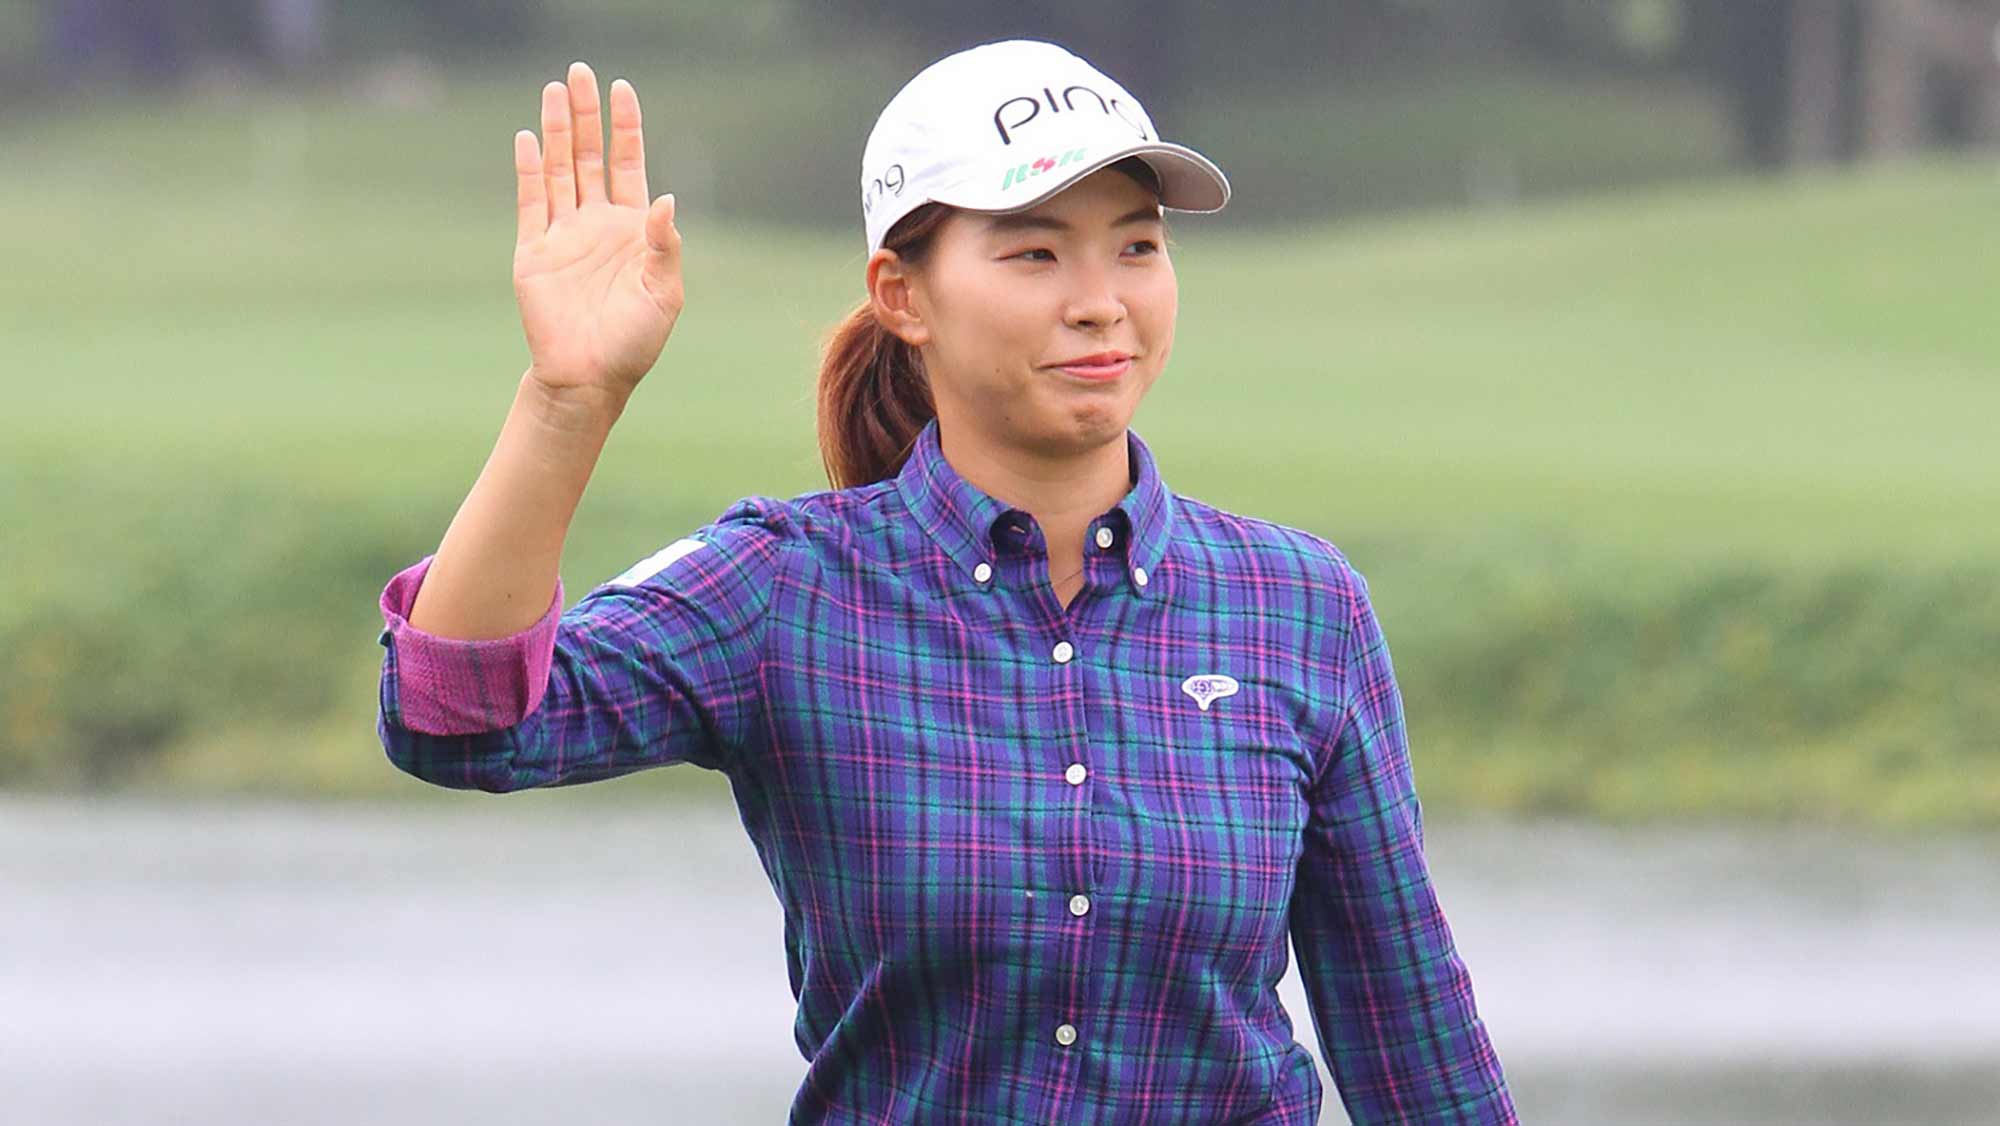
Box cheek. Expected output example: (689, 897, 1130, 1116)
(936, 281, 1043, 363)
(1140, 281, 1177, 364)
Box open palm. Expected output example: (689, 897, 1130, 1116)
(513, 61, 683, 405)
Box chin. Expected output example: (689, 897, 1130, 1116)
(1029, 401, 1130, 457)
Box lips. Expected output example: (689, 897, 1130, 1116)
(1049, 352, 1134, 381)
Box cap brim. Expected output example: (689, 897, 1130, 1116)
(940, 141, 1230, 217)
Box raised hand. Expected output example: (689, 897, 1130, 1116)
(512, 61, 683, 408)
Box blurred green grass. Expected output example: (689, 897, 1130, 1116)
(1, 68, 1995, 824)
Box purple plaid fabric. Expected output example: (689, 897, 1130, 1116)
(376, 418, 1515, 1124)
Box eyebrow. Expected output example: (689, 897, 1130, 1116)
(981, 204, 1164, 236)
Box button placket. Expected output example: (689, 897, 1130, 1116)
(1042, 626, 1092, 1070)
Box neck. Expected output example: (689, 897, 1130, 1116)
(935, 415, 1132, 603)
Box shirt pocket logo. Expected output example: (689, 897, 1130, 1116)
(1180, 673, 1240, 712)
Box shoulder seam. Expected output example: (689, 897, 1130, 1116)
(1310, 552, 1366, 789)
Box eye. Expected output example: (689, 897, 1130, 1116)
(1008, 247, 1056, 262)
(1125, 239, 1160, 256)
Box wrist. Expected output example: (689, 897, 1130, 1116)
(519, 370, 629, 437)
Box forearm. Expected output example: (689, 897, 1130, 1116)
(407, 370, 628, 640)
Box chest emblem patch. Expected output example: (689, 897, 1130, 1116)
(1181, 674, 1240, 712)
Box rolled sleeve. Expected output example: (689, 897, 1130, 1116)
(373, 498, 793, 792)
(1288, 561, 1516, 1124)
(376, 555, 564, 736)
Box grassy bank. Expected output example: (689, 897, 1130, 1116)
(1, 79, 1995, 825)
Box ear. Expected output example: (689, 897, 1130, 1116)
(867, 249, 931, 348)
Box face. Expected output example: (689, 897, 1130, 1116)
(870, 166, 1177, 460)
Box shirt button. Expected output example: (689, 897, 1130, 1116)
(1132, 567, 1149, 588)
(1052, 640, 1074, 664)
(1094, 526, 1115, 549)
(973, 561, 993, 584)
(1055, 1023, 1077, 1046)
(1068, 894, 1091, 917)
(1064, 762, 1087, 786)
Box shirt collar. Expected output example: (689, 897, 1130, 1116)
(894, 417, 1175, 597)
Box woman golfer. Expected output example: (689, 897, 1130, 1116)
(376, 39, 1515, 1124)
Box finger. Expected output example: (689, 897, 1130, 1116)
(606, 78, 649, 209)
(540, 80, 577, 223)
(640, 194, 682, 302)
(567, 61, 608, 207)
(514, 130, 546, 246)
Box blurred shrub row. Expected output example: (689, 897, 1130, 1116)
(1411, 562, 2000, 824)
(0, 483, 437, 789)
(3, 484, 1992, 824)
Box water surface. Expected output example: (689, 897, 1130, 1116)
(4, 788, 1994, 1124)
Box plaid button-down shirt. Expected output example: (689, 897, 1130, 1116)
(375, 418, 1515, 1124)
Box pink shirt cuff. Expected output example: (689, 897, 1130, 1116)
(377, 555, 564, 735)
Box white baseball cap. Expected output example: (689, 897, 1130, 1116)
(860, 38, 1231, 255)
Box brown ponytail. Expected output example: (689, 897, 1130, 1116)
(816, 203, 953, 489)
(815, 158, 1166, 489)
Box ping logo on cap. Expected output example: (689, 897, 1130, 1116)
(991, 83, 1152, 145)
(1001, 147, 1089, 191)
(1181, 674, 1240, 712)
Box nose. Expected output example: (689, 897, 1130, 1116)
(1062, 260, 1126, 330)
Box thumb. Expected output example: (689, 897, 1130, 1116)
(640, 193, 682, 305)
(644, 192, 680, 256)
